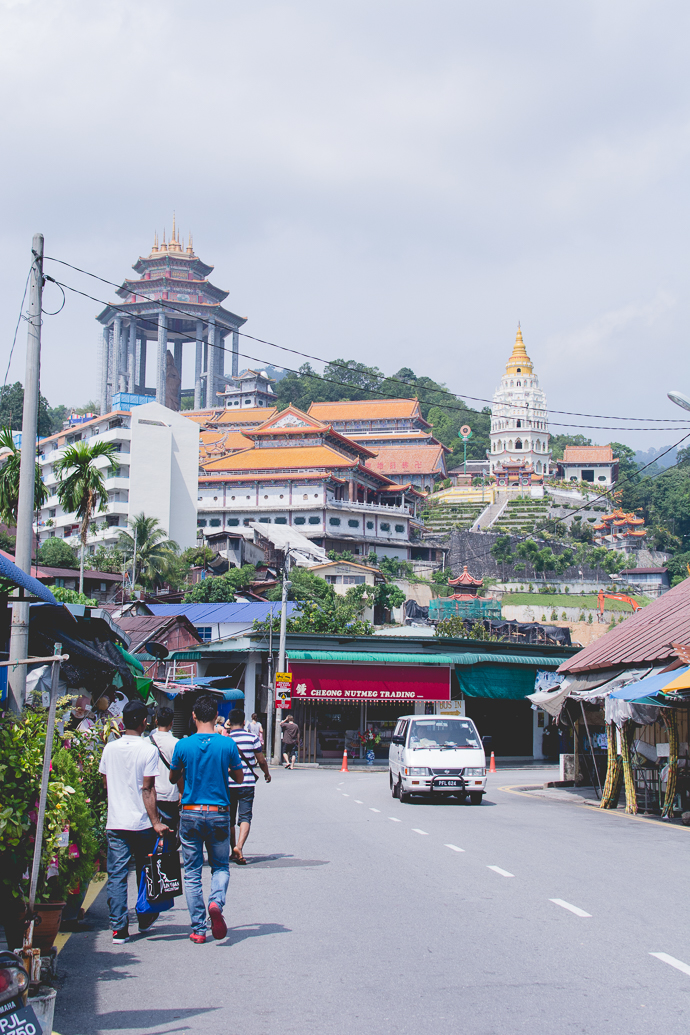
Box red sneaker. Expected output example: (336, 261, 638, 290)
(208, 902, 227, 941)
(189, 932, 206, 944)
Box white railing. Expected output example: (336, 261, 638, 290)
(327, 498, 411, 515)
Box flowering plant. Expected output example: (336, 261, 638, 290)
(357, 729, 381, 749)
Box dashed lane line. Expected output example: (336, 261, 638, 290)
(549, 898, 591, 918)
(412, 828, 429, 836)
(650, 953, 690, 977)
(445, 844, 465, 852)
(354, 800, 364, 804)
(342, 793, 350, 797)
(487, 865, 514, 877)
(370, 808, 381, 813)
(388, 817, 402, 822)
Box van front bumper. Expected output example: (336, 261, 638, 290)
(401, 776, 487, 794)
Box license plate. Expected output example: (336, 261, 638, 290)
(433, 779, 462, 788)
(0, 1004, 43, 1034)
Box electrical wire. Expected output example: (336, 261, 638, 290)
(41, 277, 65, 316)
(45, 273, 690, 434)
(44, 254, 688, 426)
(3, 264, 33, 390)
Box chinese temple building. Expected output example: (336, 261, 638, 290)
(448, 565, 484, 599)
(593, 509, 647, 547)
(96, 220, 246, 414)
(489, 327, 551, 480)
(428, 566, 501, 621)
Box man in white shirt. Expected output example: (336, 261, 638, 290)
(150, 706, 180, 833)
(99, 700, 170, 944)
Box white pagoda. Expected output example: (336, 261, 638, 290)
(489, 326, 551, 481)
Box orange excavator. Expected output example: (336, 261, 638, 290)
(597, 590, 642, 615)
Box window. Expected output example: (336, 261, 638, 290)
(344, 575, 365, 585)
(366, 521, 374, 530)
(294, 516, 306, 525)
(49, 508, 56, 518)
(259, 517, 271, 523)
(227, 518, 240, 526)
(380, 522, 390, 531)
(324, 575, 337, 584)
(515, 439, 522, 450)
(598, 475, 607, 482)
(582, 470, 595, 482)
(395, 524, 405, 533)
(329, 517, 341, 526)
(209, 518, 222, 527)
(348, 519, 359, 528)
(197, 519, 207, 527)
(308, 516, 320, 525)
(196, 626, 213, 642)
(100, 581, 107, 592)
(275, 516, 287, 524)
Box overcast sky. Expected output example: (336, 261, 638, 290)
(2, 0, 690, 450)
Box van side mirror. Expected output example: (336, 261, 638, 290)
(392, 735, 404, 745)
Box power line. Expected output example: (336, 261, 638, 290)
(3, 264, 33, 391)
(44, 273, 690, 434)
(44, 254, 688, 426)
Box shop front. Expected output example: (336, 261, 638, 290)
(287, 658, 451, 762)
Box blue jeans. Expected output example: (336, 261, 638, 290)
(106, 828, 157, 931)
(179, 811, 231, 934)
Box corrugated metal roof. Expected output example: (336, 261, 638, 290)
(148, 601, 300, 624)
(559, 578, 690, 674)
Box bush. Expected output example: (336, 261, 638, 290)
(38, 537, 78, 569)
(50, 587, 98, 605)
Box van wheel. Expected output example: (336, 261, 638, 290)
(399, 781, 411, 803)
(469, 792, 483, 806)
(390, 772, 399, 798)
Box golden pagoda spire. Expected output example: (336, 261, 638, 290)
(505, 323, 533, 376)
(151, 230, 159, 254)
(161, 227, 167, 251)
(186, 231, 194, 255)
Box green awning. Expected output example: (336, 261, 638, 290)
(457, 663, 541, 700)
(116, 643, 146, 674)
(286, 650, 563, 668)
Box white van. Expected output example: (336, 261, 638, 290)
(389, 714, 487, 804)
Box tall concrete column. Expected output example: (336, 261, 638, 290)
(173, 339, 183, 410)
(156, 311, 167, 404)
(207, 318, 216, 407)
(194, 320, 203, 410)
(100, 325, 109, 414)
(127, 320, 136, 393)
(232, 328, 239, 377)
(113, 315, 122, 397)
(138, 337, 146, 391)
(243, 656, 257, 716)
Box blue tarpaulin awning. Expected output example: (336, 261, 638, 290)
(609, 668, 690, 704)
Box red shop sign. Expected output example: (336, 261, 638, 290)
(288, 663, 450, 702)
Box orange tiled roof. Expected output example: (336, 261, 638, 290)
(184, 409, 223, 425)
(308, 399, 426, 422)
(199, 430, 253, 459)
(364, 444, 445, 476)
(562, 446, 616, 463)
(201, 444, 360, 473)
(199, 472, 331, 484)
(210, 407, 278, 426)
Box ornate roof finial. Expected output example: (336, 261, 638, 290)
(186, 231, 194, 255)
(172, 211, 176, 240)
(161, 227, 167, 251)
(151, 231, 159, 254)
(505, 323, 533, 376)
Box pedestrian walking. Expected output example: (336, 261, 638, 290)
(98, 700, 171, 944)
(280, 713, 300, 769)
(247, 712, 264, 746)
(169, 695, 244, 944)
(225, 709, 271, 865)
(150, 706, 181, 834)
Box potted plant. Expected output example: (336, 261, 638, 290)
(358, 729, 381, 766)
(0, 707, 102, 951)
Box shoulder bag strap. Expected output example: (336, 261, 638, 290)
(151, 733, 172, 771)
(235, 744, 259, 777)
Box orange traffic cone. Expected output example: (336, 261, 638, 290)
(489, 751, 496, 774)
(340, 749, 349, 773)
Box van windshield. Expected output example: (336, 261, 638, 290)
(408, 719, 480, 750)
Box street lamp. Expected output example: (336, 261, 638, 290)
(668, 390, 690, 412)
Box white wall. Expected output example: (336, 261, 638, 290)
(129, 402, 199, 550)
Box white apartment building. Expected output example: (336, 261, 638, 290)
(37, 401, 199, 555)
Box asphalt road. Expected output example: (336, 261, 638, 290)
(54, 766, 690, 1035)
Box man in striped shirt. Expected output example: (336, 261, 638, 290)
(225, 709, 271, 864)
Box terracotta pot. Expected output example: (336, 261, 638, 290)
(30, 902, 66, 951)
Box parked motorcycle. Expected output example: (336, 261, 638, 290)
(0, 950, 42, 1034)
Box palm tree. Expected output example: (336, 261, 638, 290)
(0, 425, 48, 529)
(118, 513, 180, 592)
(54, 440, 118, 593)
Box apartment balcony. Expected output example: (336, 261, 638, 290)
(324, 499, 412, 515)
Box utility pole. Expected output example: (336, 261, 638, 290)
(273, 551, 291, 764)
(8, 234, 44, 712)
(265, 605, 275, 765)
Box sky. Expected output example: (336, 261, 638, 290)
(2, 0, 690, 450)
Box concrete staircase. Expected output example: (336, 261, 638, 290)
(473, 493, 509, 529)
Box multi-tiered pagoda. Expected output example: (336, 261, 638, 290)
(96, 219, 247, 413)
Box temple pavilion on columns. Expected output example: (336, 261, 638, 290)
(96, 219, 247, 414)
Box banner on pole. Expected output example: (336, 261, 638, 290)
(275, 671, 292, 709)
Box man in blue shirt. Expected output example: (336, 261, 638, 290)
(170, 695, 243, 943)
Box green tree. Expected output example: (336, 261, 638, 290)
(37, 536, 78, 569)
(0, 382, 64, 438)
(54, 440, 118, 594)
(515, 539, 540, 576)
(182, 564, 256, 603)
(588, 546, 610, 583)
(50, 587, 98, 605)
(490, 535, 513, 580)
(267, 568, 334, 603)
(254, 597, 374, 636)
(118, 513, 180, 592)
(0, 426, 48, 527)
(90, 545, 125, 573)
(181, 545, 214, 568)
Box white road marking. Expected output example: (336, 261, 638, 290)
(445, 844, 465, 852)
(388, 817, 402, 822)
(370, 808, 381, 813)
(342, 793, 349, 797)
(650, 952, 690, 977)
(412, 828, 429, 836)
(549, 898, 591, 917)
(487, 866, 514, 878)
(354, 800, 364, 804)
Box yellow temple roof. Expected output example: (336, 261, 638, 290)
(505, 325, 534, 377)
